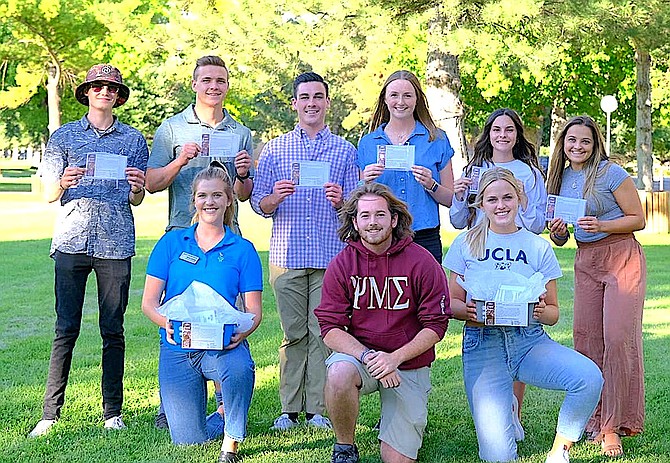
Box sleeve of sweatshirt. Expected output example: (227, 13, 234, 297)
(449, 195, 470, 229)
(449, 170, 470, 230)
(518, 167, 548, 234)
(315, 256, 352, 338)
(415, 255, 452, 339)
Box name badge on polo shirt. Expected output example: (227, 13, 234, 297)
(179, 252, 200, 264)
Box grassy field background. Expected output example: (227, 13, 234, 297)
(0, 191, 669, 462)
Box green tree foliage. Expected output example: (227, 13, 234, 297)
(3, 0, 669, 175)
(2, 0, 430, 148)
(100, 0, 428, 145)
(0, 0, 110, 141)
(375, 0, 670, 176)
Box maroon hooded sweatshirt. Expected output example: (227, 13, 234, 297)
(316, 236, 451, 370)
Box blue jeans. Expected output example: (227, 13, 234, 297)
(159, 340, 255, 445)
(42, 251, 130, 420)
(462, 324, 603, 462)
(413, 225, 442, 262)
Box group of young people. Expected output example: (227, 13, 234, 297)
(28, 55, 646, 463)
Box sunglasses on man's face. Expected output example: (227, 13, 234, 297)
(90, 84, 120, 94)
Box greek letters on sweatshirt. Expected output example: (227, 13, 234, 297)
(315, 236, 451, 370)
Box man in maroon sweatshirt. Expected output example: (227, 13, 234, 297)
(315, 182, 451, 463)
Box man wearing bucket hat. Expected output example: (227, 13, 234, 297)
(29, 64, 149, 437)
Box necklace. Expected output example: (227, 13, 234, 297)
(385, 126, 412, 145)
(570, 169, 583, 189)
(89, 119, 114, 136)
(195, 229, 224, 252)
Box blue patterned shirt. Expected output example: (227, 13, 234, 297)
(41, 115, 149, 259)
(251, 125, 358, 269)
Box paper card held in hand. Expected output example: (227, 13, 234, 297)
(468, 166, 483, 193)
(173, 320, 235, 350)
(201, 132, 240, 160)
(292, 160, 330, 187)
(377, 145, 414, 171)
(545, 194, 586, 224)
(85, 152, 127, 180)
(475, 300, 535, 327)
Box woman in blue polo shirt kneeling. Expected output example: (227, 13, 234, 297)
(142, 164, 263, 463)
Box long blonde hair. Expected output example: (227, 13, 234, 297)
(368, 70, 442, 142)
(190, 164, 235, 227)
(465, 167, 523, 259)
(546, 115, 611, 215)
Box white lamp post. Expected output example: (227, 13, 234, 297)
(600, 95, 618, 156)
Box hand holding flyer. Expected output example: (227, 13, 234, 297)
(85, 152, 127, 180)
(545, 194, 586, 224)
(468, 166, 483, 193)
(292, 161, 330, 187)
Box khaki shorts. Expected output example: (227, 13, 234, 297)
(326, 352, 431, 459)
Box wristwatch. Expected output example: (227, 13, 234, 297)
(236, 171, 250, 182)
(425, 180, 439, 193)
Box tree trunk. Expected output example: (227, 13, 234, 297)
(46, 61, 61, 134)
(635, 46, 653, 191)
(425, 6, 467, 177)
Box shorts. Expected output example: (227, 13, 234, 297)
(326, 352, 431, 459)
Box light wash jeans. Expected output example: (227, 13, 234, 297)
(159, 340, 255, 445)
(462, 324, 603, 462)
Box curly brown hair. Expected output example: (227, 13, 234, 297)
(337, 183, 414, 242)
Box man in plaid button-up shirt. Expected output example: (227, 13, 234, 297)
(251, 72, 358, 430)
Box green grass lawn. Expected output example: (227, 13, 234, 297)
(0, 193, 669, 462)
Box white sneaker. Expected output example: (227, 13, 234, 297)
(270, 413, 299, 431)
(306, 414, 332, 429)
(103, 415, 126, 430)
(511, 395, 525, 441)
(28, 419, 57, 437)
(545, 446, 570, 463)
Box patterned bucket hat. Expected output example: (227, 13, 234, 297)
(75, 64, 130, 107)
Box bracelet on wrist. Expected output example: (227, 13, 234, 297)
(59, 180, 66, 191)
(132, 186, 145, 195)
(552, 231, 569, 241)
(359, 348, 375, 364)
(236, 171, 250, 181)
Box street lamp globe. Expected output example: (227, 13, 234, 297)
(600, 95, 618, 114)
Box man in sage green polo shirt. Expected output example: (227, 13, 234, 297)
(146, 55, 254, 235)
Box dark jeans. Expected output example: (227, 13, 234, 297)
(413, 226, 443, 262)
(42, 251, 131, 420)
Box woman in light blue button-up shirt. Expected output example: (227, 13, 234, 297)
(358, 70, 455, 262)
